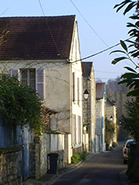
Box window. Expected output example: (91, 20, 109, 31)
(20, 68, 35, 90)
(78, 116, 81, 144)
(72, 114, 76, 144)
(36, 68, 44, 99)
(0, 119, 17, 147)
(73, 72, 75, 102)
(20, 68, 44, 99)
(77, 77, 79, 105)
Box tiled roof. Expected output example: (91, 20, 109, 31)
(0, 16, 75, 60)
(82, 62, 92, 77)
(96, 83, 105, 99)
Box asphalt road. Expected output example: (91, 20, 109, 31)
(52, 143, 127, 185)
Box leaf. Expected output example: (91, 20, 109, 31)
(120, 40, 128, 52)
(118, 79, 129, 85)
(128, 28, 137, 34)
(111, 57, 128, 65)
(129, 49, 138, 54)
(113, 1, 126, 9)
(131, 51, 139, 57)
(137, 1, 139, 9)
(114, 1, 131, 12)
(128, 44, 135, 48)
(127, 89, 139, 96)
(127, 22, 137, 28)
(124, 66, 137, 73)
(123, 2, 136, 15)
(126, 40, 135, 44)
(135, 21, 139, 27)
(129, 15, 139, 20)
(121, 72, 139, 79)
(110, 50, 126, 55)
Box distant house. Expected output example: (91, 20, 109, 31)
(96, 83, 106, 152)
(0, 15, 83, 177)
(106, 86, 117, 145)
(82, 62, 96, 152)
(105, 98, 117, 145)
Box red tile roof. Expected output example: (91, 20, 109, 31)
(0, 16, 75, 60)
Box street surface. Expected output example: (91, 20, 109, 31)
(52, 143, 127, 185)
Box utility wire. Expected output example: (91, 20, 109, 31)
(70, 0, 109, 48)
(70, 0, 133, 67)
(0, 8, 9, 16)
(38, 0, 62, 58)
(73, 36, 134, 63)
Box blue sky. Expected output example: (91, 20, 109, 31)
(0, 0, 134, 82)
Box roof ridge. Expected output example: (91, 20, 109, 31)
(0, 15, 76, 19)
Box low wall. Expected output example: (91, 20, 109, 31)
(47, 133, 65, 170)
(0, 146, 22, 185)
(30, 134, 48, 180)
(30, 133, 65, 179)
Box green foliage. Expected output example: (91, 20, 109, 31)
(80, 151, 87, 161)
(109, 146, 114, 151)
(112, 142, 118, 148)
(0, 74, 43, 134)
(105, 118, 115, 144)
(71, 153, 81, 164)
(71, 151, 87, 164)
(110, 1, 139, 97)
(119, 67, 139, 97)
(121, 97, 139, 141)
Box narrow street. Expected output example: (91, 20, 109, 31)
(51, 143, 127, 185)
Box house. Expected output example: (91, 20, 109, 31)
(0, 15, 83, 181)
(105, 98, 117, 145)
(106, 86, 117, 145)
(95, 83, 106, 152)
(82, 62, 96, 152)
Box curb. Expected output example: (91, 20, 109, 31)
(44, 153, 95, 185)
(119, 169, 130, 185)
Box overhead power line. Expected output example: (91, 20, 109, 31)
(70, 0, 109, 48)
(80, 43, 120, 61)
(38, 0, 62, 59)
(0, 8, 9, 16)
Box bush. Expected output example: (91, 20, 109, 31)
(81, 151, 87, 161)
(71, 153, 81, 164)
(112, 142, 118, 148)
(109, 146, 114, 151)
(71, 151, 87, 164)
(0, 74, 43, 134)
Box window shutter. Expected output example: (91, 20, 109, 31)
(78, 116, 81, 144)
(36, 68, 44, 99)
(73, 72, 75, 102)
(10, 69, 18, 79)
(77, 77, 79, 105)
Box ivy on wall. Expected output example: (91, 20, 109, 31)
(0, 74, 43, 134)
(105, 117, 115, 144)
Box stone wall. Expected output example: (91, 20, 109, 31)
(0, 146, 22, 185)
(30, 134, 48, 180)
(30, 133, 65, 179)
